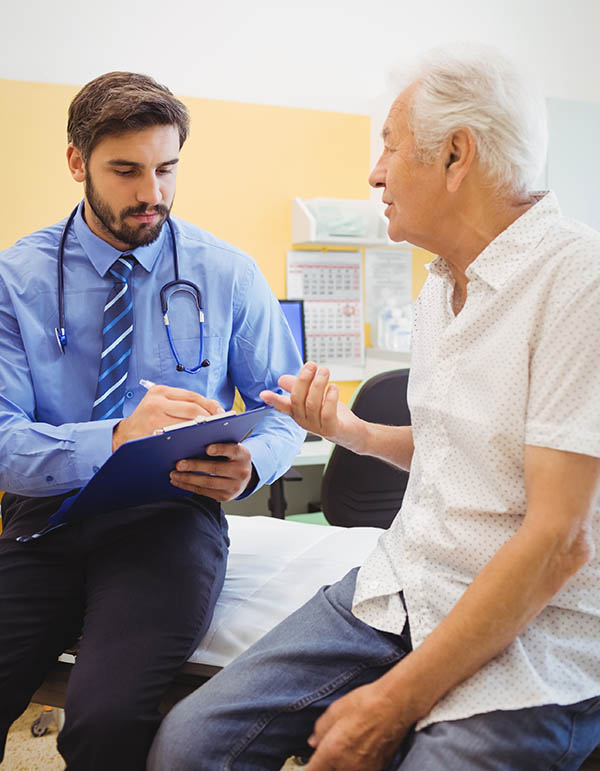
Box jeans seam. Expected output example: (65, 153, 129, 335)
(549, 713, 578, 771)
(223, 650, 403, 769)
(580, 695, 600, 714)
(548, 696, 600, 771)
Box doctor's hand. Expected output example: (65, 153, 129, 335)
(260, 362, 363, 451)
(169, 442, 256, 502)
(112, 384, 224, 452)
(304, 681, 412, 771)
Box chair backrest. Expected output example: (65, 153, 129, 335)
(320, 368, 410, 529)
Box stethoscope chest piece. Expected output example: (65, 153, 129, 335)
(55, 208, 209, 374)
(160, 279, 209, 373)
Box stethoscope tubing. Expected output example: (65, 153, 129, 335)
(55, 205, 208, 373)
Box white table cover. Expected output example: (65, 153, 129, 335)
(189, 515, 382, 668)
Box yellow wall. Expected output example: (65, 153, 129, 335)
(0, 78, 371, 296)
(0, 78, 431, 406)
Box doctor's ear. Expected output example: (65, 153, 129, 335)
(443, 128, 477, 193)
(67, 144, 86, 183)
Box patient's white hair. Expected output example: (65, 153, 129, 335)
(393, 44, 548, 193)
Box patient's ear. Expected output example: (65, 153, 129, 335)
(67, 144, 86, 183)
(444, 127, 476, 193)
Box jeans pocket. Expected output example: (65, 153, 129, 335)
(580, 695, 600, 715)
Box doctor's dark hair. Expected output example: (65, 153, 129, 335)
(67, 72, 190, 161)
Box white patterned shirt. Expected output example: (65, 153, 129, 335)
(352, 191, 600, 730)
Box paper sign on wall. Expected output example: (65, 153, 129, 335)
(365, 247, 413, 352)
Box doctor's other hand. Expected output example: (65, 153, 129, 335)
(260, 362, 363, 451)
(170, 442, 257, 502)
(112, 384, 224, 452)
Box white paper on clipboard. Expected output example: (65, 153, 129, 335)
(286, 250, 364, 381)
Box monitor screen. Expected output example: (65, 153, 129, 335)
(279, 299, 306, 363)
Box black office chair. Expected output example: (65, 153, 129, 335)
(282, 368, 410, 528)
(320, 368, 410, 529)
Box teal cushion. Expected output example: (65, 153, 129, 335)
(284, 512, 328, 526)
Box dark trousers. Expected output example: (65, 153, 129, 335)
(0, 491, 229, 770)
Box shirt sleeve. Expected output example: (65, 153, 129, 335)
(0, 275, 118, 497)
(525, 255, 600, 458)
(227, 262, 306, 496)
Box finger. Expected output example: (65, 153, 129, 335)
(175, 443, 248, 470)
(308, 706, 336, 749)
(171, 471, 228, 489)
(304, 744, 338, 771)
(205, 443, 248, 461)
(304, 367, 331, 426)
(289, 362, 318, 421)
(151, 385, 224, 415)
(161, 399, 213, 420)
(259, 390, 293, 415)
(278, 374, 298, 393)
(175, 459, 230, 478)
(176, 448, 251, 479)
(170, 470, 247, 502)
(320, 383, 339, 433)
(170, 475, 234, 501)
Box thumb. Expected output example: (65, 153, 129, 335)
(278, 374, 298, 393)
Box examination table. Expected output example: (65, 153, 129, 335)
(32, 514, 382, 712)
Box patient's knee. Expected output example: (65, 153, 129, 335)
(147, 703, 210, 771)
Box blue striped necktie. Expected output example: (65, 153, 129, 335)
(91, 255, 136, 421)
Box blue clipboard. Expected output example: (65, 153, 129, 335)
(18, 404, 271, 542)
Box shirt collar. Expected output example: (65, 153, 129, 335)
(72, 199, 167, 277)
(427, 191, 560, 290)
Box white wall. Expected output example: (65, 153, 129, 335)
(1, 0, 599, 114)
(2, 0, 599, 217)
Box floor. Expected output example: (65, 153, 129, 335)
(4, 702, 600, 770)
(3, 702, 303, 770)
(4, 704, 64, 771)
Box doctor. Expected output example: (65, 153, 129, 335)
(0, 71, 304, 770)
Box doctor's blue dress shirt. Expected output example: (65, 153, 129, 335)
(0, 202, 305, 498)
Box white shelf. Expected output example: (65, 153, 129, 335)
(292, 197, 393, 247)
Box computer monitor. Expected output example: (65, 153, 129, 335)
(278, 299, 306, 363)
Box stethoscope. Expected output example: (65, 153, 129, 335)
(55, 205, 210, 373)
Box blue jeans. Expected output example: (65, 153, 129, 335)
(148, 569, 600, 770)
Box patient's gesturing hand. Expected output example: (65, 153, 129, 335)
(260, 362, 363, 452)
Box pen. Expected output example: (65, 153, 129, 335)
(139, 379, 156, 390)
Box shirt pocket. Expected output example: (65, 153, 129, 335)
(157, 335, 225, 397)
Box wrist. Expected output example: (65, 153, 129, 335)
(377, 655, 439, 724)
(343, 417, 371, 456)
(112, 421, 124, 453)
(244, 464, 259, 496)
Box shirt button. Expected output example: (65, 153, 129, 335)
(93, 466, 100, 473)
(126, 390, 134, 399)
(45, 475, 53, 483)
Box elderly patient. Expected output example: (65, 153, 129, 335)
(149, 44, 600, 771)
